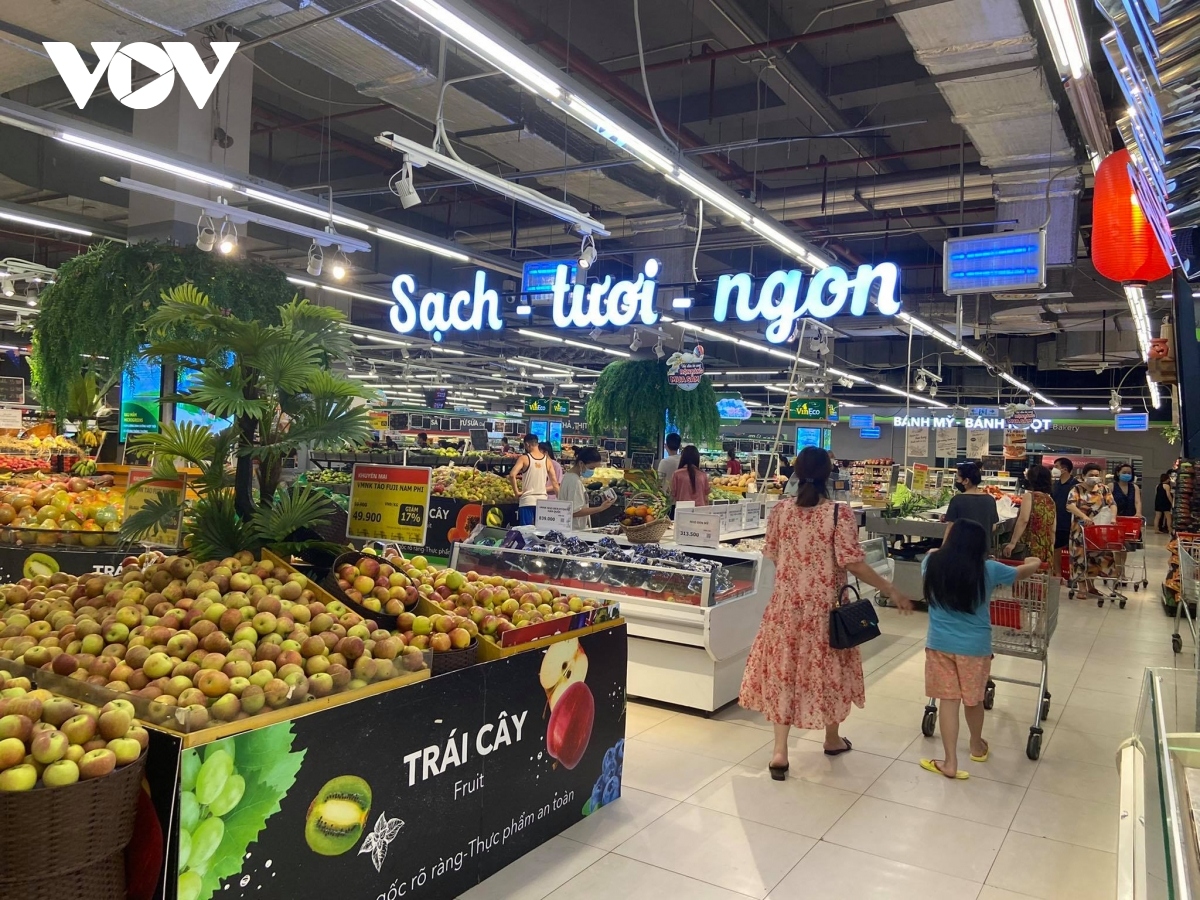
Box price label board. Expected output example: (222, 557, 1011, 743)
(675, 509, 721, 548)
(743, 501, 762, 531)
(0, 408, 21, 431)
(0, 377, 24, 404)
(348, 464, 432, 545)
(911, 463, 929, 493)
(125, 467, 186, 547)
(535, 499, 574, 531)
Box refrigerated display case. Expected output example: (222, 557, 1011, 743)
(449, 537, 768, 711)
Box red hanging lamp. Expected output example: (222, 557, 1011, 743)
(1092, 149, 1172, 284)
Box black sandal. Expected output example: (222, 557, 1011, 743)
(824, 738, 853, 757)
(768, 763, 789, 780)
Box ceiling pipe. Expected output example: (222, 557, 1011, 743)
(607, 18, 898, 77)
(252, 104, 393, 135)
(747, 143, 974, 181)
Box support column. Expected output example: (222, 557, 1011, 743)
(1173, 268, 1200, 457)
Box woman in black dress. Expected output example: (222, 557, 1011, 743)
(1155, 472, 1174, 534)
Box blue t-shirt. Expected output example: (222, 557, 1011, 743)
(922, 557, 1018, 657)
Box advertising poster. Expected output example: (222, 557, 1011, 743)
(170, 625, 628, 900)
(935, 428, 958, 459)
(125, 467, 186, 547)
(121, 356, 162, 442)
(905, 426, 929, 458)
(1004, 427, 1028, 460)
(0, 544, 135, 582)
(416, 497, 517, 559)
(348, 465, 433, 546)
(966, 428, 990, 459)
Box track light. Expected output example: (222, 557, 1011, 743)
(307, 240, 324, 277)
(914, 372, 927, 392)
(1109, 390, 1122, 415)
(629, 330, 642, 352)
(196, 215, 216, 252)
(330, 250, 350, 281)
(217, 219, 237, 255)
(589, 327, 603, 340)
(654, 336, 665, 359)
(393, 158, 421, 209)
(929, 383, 938, 398)
(579, 234, 597, 270)
(0, 280, 12, 298)
(837, 377, 854, 389)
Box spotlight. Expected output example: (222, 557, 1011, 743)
(307, 240, 324, 277)
(1109, 389, 1122, 414)
(393, 158, 421, 209)
(0, 280, 12, 298)
(837, 376, 854, 389)
(914, 372, 927, 392)
(330, 250, 350, 281)
(400, 347, 410, 359)
(654, 336, 665, 359)
(929, 383, 938, 398)
(196, 215, 216, 252)
(217, 219, 237, 255)
(810, 334, 830, 356)
(589, 327, 603, 340)
(578, 234, 597, 269)
(629, 330, 642, 352)
(519, 367, 527, 377)
(551, 384, 559, 397)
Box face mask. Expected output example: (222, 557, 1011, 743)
(1171, 474, 1178, 482)
(582, 469, 595, 479)
(1051, 467, 1061, 480)
(1119, 473, 1133, 482)
(954, 481, 967, 493)
(1085, 476, 1100, 486)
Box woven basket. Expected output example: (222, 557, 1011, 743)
(321, 549, 404, 631)
(622, 518, 671, 543)
(430, 639, 478, 675)
(0, 753, 144, 899)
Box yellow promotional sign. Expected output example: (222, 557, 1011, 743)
(125, 467, 186, 548)
(348, 464, 432, 545)
(911, 463, 929, 493)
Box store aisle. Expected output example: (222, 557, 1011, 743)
(462, 536, 1179, 900)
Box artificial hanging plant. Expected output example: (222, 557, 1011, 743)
(119, 284, 373, 560)
(586, 359, 721, 445)
(30, 241, 292, 414)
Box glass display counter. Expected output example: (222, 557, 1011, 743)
(450, 534, 768, 711)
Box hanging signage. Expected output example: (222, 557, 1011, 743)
(716, 396, 752, 420)
(713, 262, 900, 342)
(125, 467, 186, 547)
(786, 398, 838, 421)
(522, 259, 578, 295)
(524, 397, 569, 417)
(966, 428, 989, 459)
(906, 426, 929, 458)
(666, 345, 705, 391)
(1115, 412, 1150, 432)
(860, 426, 881, 439)
(935, 427, 958, 458)
(849, 414, 875, 429)
(943, 230, 1046, 294)
(895, 414, 957, 428)
(390, 258, 903, 340)
(348, 464, 433, 545)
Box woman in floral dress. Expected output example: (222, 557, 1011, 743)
(1003, 463, 1056, 564)
(1066, 462, 1118, 595)
(740, 448, 912, 779)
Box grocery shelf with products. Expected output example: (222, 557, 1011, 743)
(840, 458, 898, 507)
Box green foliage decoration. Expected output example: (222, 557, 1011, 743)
(31, 241, 292, 413)
(586, 359, 720, 445)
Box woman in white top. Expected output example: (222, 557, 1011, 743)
(558, 447, 615, 530)
(510, 432, 559, 526)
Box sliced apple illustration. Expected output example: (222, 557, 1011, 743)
(546, 681, 594, 769)
(539, 638, 588, 710)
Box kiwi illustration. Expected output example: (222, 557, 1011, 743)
(305, 775, 372, 856)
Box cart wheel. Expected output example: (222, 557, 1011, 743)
(1026, 730, 1042, 761)
(1040, 695, 1051, 721)
(1097, 598, 1104, 607)
(921, 706, 937, 737)
(1173, 634, 1183, 654)
(1119, 598, 1127, 610)
(1143, 581, 1149, 589)
(983, 682, 996, 710)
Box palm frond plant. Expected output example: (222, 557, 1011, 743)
(119, 285, 373, 559)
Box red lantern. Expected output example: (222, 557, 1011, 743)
(1092, 149, 1172, 284)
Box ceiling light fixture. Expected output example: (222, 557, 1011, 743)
(57, 132, 236, 189)
(330, 249, 350, 281)
(629, 330, 643, 352)
(376, 132, 608, 236)
(1123, 284, 1153, 361)
(217, 219, 238, 255)
(1109, 389, 1122, 415)
(0, 208, 92, 238)
(654, 335, 665, 359)
(1032, 0, 1089, 80)
(196, 215, 216, 252)
(578, 233, 598, 269)
(0, 280, 12, 298)
(307, 240, 323, 277)
(1147, 374, 1162, 410)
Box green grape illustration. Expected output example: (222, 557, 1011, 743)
(208, 774, 245, 817)
(178, 827, 193, 871)
(180, 791, 200, 832)
(189, 816, 225, 871)
(195, 749, 233, 806)
(178, 870, 202, 900)
(181, 750, 201, 792)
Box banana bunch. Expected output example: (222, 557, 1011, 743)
(78, 430, 103, 449)
(71, 459, 97, 476)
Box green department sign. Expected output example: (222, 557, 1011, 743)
(786, 398, 839, 421)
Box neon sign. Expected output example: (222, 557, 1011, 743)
(713, 262, 900, 343)
(390, 270, 503, 341)
(551, 259, 660, 328)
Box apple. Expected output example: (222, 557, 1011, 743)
(61, 713, 98, 745)
(98, 708, 132, 741)
(0, 763, 37, 791)
(545, 680, 595, 770)
(538, 638, 589, 709)
(31, 729, 69, 764)
(43, 758, 80, 787)
(79, 747, 117, 780)
(0, 736, 26, 769)
(449, 627, 471, 649)
(429, 633, 452, 653)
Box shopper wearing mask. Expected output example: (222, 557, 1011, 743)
(1004, 464, 1056, 564)
(1111, 463, 1142, 584)
(1155, 472, 1174, 533)
(670, 445, 710, 506)
(558, 447, 614, 530)
(509, 433, 559, 526)
(1050, 458, 1079, 575)
(1066, 463, 1118, 595)
(944, 461, 999, 542)
(740, 447, 912, 779)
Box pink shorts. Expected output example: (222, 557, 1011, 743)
(925, 649, 992, 706)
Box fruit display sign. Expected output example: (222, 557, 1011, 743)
(126, 467, 186, 548)
(163, 624, 627, 900)
(416, 497, 517, 560)
(348, 465, 433, 546)
(0, 545, 137, 583)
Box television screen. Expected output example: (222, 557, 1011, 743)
(120, 355, 161, 442)
(530, 420, 548, 443)
(549, 420, 563, 452)
(175, 362, 234, 435)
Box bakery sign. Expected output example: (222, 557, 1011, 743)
(388, 259, 901, 340)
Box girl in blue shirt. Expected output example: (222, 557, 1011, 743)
(921, 520, 1041, 779)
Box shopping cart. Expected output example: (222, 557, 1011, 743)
(1068, 524, 1128, 608)
(1116, 515, 1149, 591)
(921, 570, 1059, 760)
(1172, 538, 1200, 664)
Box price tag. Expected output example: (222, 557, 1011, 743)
(742, 501, 762, 531)
(675, 509, 721, 548)
(126, 467, 186, 547)
(348, 464, 432, 545)
(911, 463, 929, 493)
(722, 504, 745, 533)
(535, 499, 574, 531)
(0, 408, 21, 431)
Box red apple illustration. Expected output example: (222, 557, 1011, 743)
(545, 680, 594, 769)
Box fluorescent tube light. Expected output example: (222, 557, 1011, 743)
(376, 132, 608, 236)
(371, 227, 470, 262)
(0, 209, 92, 237)
(58, 132, 236, 190)
(1033, 0, 1089, 80)
(1124, 284, 1153, 361)
(1147, 374, 1162, 410)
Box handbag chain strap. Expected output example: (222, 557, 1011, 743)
(830, 502, 863, 608)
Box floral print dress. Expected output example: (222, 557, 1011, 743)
(1068, 482, 1117, 576)
(740, 500, 866, 729)
(1024, 491, 1056, 564)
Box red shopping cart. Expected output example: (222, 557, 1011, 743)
(1068, 523, 1128, 608)
(1116, 515, 1149, 591)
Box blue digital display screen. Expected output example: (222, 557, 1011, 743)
(1114, 413, 1150, 432)
(860, 426, 882, 439)
(529, 420, 548, 443)
(943, 231, 1045, 294)
(796, 427, 831, 451)
(716, 397, 752, 420)
(522, 260, 578, 295)
(849, 414, 875, 429)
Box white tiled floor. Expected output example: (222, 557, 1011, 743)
(463, 536, 1178, 899)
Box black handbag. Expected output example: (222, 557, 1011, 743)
(827, 504, 882, 649)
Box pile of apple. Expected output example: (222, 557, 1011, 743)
(0, 551, 428, 733)
(0, 671, 147, 791)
